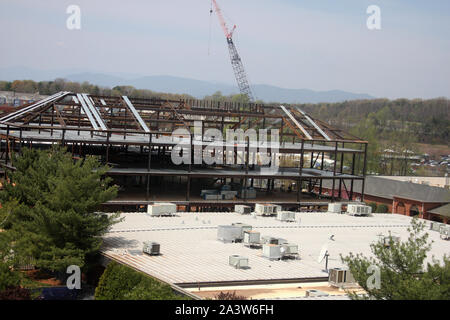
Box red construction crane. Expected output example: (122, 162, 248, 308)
(211, 0, 255, 102)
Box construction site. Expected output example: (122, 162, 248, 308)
(0, 0, 369, 212)
(0, 91, 368, 213)
(4, 0, 448, 302)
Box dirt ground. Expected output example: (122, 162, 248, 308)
(23, 269, 63, 286)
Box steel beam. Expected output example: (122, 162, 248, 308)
(122, 96, 150, 132)
(279, 105, 313, 140)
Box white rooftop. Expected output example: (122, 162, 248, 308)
(101, 211, 450, 286)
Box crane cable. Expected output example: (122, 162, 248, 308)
(208, 0, 213, 56)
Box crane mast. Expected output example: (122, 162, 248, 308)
(211, 0, 255, 102)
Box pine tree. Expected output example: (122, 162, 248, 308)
(0, 232, 21, 291)
(0, 147, 120, 273)
(341, 218, 450, 300)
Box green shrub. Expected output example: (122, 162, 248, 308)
(376, 204, 389, 213)
(0, 264, 21, 292)
(367, 202, 377, 212)
(95, 261, 189, 300)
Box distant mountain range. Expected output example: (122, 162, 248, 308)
(0, 67, 374, 103)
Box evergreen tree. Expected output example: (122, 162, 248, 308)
(0, 147, 120, 273)
(0, 233, 21, 291)
(341, 218, 450, 300)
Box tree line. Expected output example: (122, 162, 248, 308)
(295, 98, 449, 144)
(0, 79, 196, 101)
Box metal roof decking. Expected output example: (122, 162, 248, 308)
(100, 212, 448, 286)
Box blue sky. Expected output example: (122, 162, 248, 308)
(0, 0, 449, 99)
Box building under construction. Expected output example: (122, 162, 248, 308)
(0, 92, 368, 211)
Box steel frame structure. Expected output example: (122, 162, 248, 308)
(0, 92, 368, 210)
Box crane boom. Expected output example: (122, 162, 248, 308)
(211, 0, 255, 102)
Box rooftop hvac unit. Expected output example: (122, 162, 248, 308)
(235, 205, 252, 214)
(430, 222, 443, 232)
(277, 211, 296, 222)
(255, 203, 277, 216)
(440, 225, 450, 240)
(142, 241, 160, 256)
(281, 243, 299, 259)
(274, 205, 282, 213)
(328, 268, 356, 287)
(345, 269, 356, 284)
(347, 204, 372, 216)
(147, 203, 177, 216)
(261, 236, 287, 245)
(305, 289, 330, 298)
(281, 243, 299, 255)
(263, 244, 282, 260)
(243, 231, 261, 247)
(217, 225, 243, 243)
(328, 203, 343, 214)
(229, 255, 249, 269)
(232, 223, 252, 240)
(261, 236, 278, 245)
